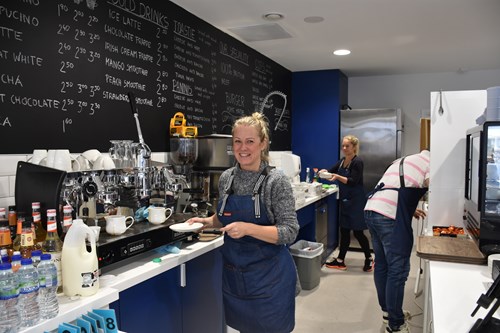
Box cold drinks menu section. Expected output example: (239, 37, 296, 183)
(0, 0, 292, 153)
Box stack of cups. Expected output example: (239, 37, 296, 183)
(486, 86, 500, 121)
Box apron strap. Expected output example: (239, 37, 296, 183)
(253, 166, 274, 218)
(218, 170, 235, 216)
(367, 157, 406, 199)
(399, 157, 406, 188)
(218, 166, 275, 218)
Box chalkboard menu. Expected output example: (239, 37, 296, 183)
(0, 0, 292, 154)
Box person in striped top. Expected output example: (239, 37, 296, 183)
(364, 150, 430, 333)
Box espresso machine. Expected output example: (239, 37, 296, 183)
(192, 134, 235, 212)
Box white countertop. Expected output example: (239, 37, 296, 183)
(18, 189, 334, 332)
(19, 237, 224, 333)
(430, 260, 500, 332)
(295, 187, 338, 211)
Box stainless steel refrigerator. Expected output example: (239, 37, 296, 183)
(340, 108, 403, 194)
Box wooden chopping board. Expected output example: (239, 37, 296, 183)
(416, 236, 486, 265)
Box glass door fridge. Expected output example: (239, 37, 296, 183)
(465, 121, 500, 255)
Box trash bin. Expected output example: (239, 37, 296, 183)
(290, 240, 324, 290)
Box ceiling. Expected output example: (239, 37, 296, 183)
(170, 0, 500, 77)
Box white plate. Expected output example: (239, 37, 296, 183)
(319, 171, 333, 179)
(169, 222, 203, 233)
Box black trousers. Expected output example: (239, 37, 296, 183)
(337, 227, 372, 260)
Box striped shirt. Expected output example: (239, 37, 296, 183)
(364, 150, 430, 219)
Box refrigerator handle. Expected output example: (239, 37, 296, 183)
(396, 130, 403, 158)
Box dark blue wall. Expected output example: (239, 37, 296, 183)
(291, 69, 348, 178)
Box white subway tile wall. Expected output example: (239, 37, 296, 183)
(0, 154, 28, 209)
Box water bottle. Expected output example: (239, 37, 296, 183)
(0, 262, 20, 333)
(31, 250, 42, 268)
(17, 258, 40, 328)
(10, 254, 21, 273)
(37, 253, 59, 319)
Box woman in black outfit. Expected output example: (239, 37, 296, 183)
(320, 135, 373, 272)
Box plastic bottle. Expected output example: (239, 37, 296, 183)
(17, 258, 40, 328)
(0, 249, 9, 264)
(305, 167, 311, 183)
(37, 253, 59, 319)
(10, 254, 22, 273)
(30, 249, 42, 268)
(42, 209, 63, 293)
(0, 262, 20, 333)
(61, 219, 99, 296)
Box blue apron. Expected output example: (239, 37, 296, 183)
(337, 158, 367, 230)
(367, 158, 428, 256)
(217, 167, 296, 333)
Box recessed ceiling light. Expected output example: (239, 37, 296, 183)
(333, 49, 351, 56)
(304, 16, 324, 23)
(263, 13, 284, 21)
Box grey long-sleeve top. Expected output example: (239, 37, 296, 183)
(218, 161, 299, 245)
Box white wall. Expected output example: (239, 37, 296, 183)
(348, 69, 500, 156)
(2, 69, 500, 209)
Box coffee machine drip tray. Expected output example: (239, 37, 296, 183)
(96, 213, 197, 269)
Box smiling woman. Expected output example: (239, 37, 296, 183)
(186, 111, 300, 333)
(232, 113, 269, 171)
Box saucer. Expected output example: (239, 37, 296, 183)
(169, 222, 203, 233)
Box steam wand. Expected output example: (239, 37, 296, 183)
(127, 92, 151, 170)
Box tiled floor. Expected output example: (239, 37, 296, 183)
(293, 249, 425, 333)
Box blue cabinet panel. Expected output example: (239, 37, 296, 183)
(110, 248, 224, 333)
(110, 267, 182, 333)
(182, 248, 224, 332)
(296, 204, 315, 241)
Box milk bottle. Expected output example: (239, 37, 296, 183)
(61, 219, 99, 296)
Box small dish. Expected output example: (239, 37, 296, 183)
(319, 171, 333, 179)
(169, 222, 203, 233)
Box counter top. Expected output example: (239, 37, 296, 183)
(296, 186, 338, 211)
(19, 237, 224, 333)
(18, 188, 333, 332)
(429, 260, 500, 332)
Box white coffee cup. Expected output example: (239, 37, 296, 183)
(93, 155, 115, 170)
(148, 206, 173, 224)
(82, 149, 101, 163)
(74, 154, 92, 171)
(53, 150, 79, 172)
(44, 149, 57, 168)
(30, 149, 47, 165)
(105, 215, 134, 235)
(101, 155, 116, 170)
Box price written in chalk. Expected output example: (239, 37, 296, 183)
(62, 118, 72, 133)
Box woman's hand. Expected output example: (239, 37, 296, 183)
(187, 216, 213, 229)
(220, 222, 247, 239)
(413, 209, 426, 220)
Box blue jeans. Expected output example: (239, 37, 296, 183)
(364, 210, 411, 329)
